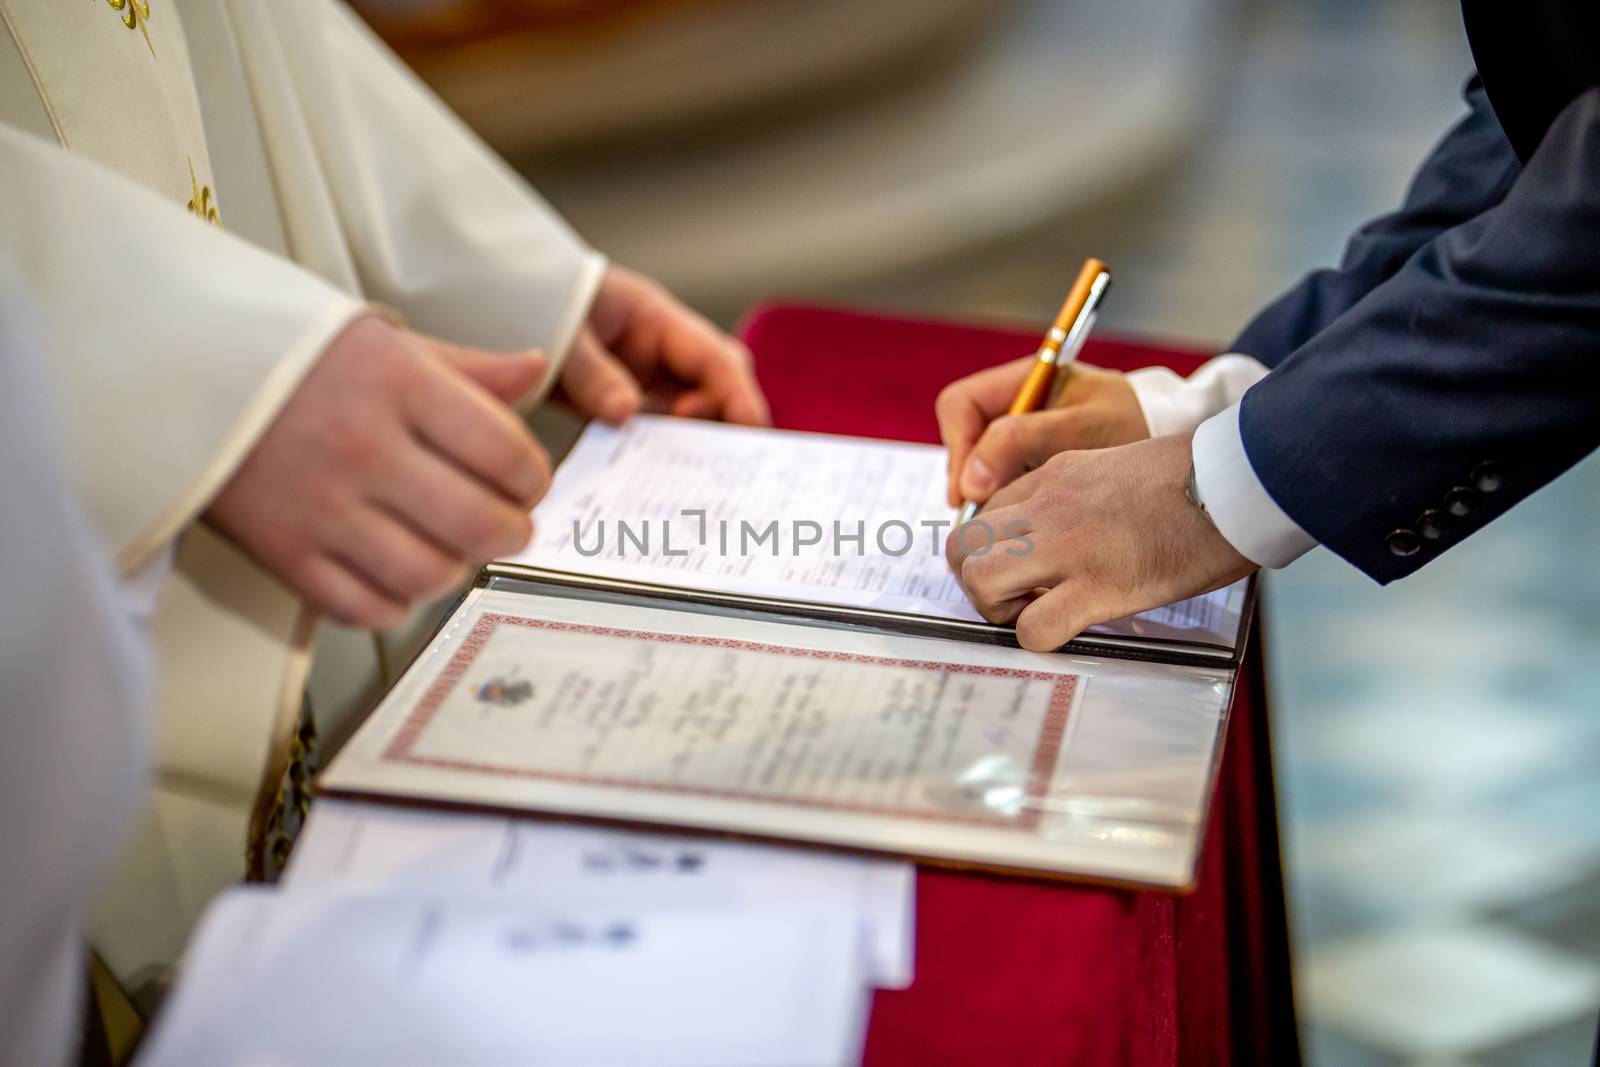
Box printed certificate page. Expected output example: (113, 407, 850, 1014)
(322, 588, 1231, 886)
(505, 416, 1247, 648)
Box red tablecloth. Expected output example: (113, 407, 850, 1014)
(738, 304, 1300, 1067)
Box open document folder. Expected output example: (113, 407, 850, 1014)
(320, 416, 1255, 888)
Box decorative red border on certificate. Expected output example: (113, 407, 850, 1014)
(381, 613, 1078, 830)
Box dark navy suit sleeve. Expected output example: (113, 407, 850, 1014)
(1239, 86, 1600, 584)
(1230, 78, 1522, 366)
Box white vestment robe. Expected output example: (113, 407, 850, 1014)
(0, 0, 604, 984)
(0, 300, 149, 1067)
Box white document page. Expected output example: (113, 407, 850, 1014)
(137, 888, 870, 1067)
(286, 799, 915, 989)
(508, 416, 1246, 646)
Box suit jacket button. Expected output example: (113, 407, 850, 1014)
(1386, 528, 1422, 557)
(1472, 461, 1504, 493)
(1444, 486, 1478, 517)
(1417, 509, 1450, 540)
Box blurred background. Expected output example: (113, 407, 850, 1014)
(359, 0, 1600, 1062)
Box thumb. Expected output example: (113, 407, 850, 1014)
(1014, 582, 1090, 652)
(560, 330, 642, 425)
(959, 410, 1075, 503)
(426, 336, 549, 406)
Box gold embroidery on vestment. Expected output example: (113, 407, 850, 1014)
(99, 0, 154, 57)
(186, 158, 222, 227)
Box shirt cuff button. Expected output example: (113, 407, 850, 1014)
(1386, 528, 1422, 557)
(1444, 487, 1478, 517)
(1472, 462, 1504, 493)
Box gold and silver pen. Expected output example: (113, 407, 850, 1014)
(957, 258, 1113, 525)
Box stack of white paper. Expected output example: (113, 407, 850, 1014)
(284, 800, 914, 988)
(136, 801, 914, 1066)
(137, 890, 870, 1067)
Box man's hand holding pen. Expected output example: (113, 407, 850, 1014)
(938, 360, 1149, 508)
(944, 432, 1255, 652)
(938, 257, 1258, 650)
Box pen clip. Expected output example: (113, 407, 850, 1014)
(1052, 272, 1111, 368)
(1055, 310, 1098, 368)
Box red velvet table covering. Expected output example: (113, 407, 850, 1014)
(738, 304, 1300, 1067)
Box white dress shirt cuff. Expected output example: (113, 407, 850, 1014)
(1128, 353, 1269, 438)
(1191, 401, 1319, 569)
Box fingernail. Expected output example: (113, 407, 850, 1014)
(603, 391, 637, 424)
(962, 456, 995, 498)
